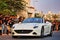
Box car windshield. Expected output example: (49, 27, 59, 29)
(22, 18, 44, 23)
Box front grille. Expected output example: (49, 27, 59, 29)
(14, 30, 33, 34)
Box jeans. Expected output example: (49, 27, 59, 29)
(2, 24, 7, 34)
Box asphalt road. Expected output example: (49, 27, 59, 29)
(0, 31, 60, 40)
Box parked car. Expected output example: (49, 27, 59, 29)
(11, 18, 52, 38)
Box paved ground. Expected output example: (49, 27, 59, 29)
(0, 31, 60, 40)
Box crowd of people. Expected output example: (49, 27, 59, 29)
(0, 14, 25, 35)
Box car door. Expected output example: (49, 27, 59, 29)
(44, 23, 50, 35)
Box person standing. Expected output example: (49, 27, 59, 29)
(7, 19, 14, 34)
(2, 17, 8, 35)
(2, 17, 7, 35)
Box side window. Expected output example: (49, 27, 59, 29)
(42, 19, 45, 23)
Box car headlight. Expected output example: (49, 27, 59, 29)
(12, 26, 15, 29)
(33, 26, 38, 28)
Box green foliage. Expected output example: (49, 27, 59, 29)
(52, 14, 58, 19)
(35, 13, 43, 18)
(0, 0, 27, 15)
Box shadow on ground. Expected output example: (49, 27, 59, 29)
(12, 36, 52, 39)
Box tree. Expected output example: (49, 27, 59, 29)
(52, 14, 59, 22)
(0, 0, 27, 15)
(35, 13, 44, 18)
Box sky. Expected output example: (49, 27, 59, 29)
(30, 0, 60, 13)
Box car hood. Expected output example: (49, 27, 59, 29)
(13, 23, 45, 29)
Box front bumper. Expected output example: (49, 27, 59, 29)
(11, 29, 41, 36)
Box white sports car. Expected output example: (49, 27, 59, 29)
(11, 18, 52, 38)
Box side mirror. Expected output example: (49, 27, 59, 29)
(46, 21, 52, 25)
(46, 21, 50, 23)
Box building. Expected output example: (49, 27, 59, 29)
(27, 6, 35, 18)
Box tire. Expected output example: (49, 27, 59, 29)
(41, 26, 44, 38)
(12, 36, 17, 38)
(49, 32, 52, 37)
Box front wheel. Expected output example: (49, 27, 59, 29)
(41, 26, 44, 38)
(49, 32, 52, 37)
